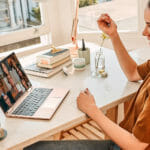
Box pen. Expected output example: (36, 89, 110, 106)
(82, 39, 86, 51)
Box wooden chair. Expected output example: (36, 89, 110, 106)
(42, 93, 134, 141)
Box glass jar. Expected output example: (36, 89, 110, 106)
(95, 50, 105, 76)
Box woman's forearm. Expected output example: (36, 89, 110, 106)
(88, 107, 148, 150)
(110, 33, 140, 81)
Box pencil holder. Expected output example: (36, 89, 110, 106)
(78, 48, 90, 65)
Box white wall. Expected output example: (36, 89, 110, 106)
(78, 32, 148, 51)
(47, 0, 75, 46)
(47, 0, 149, 50)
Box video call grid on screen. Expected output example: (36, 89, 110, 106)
(0, 53, 32, 113)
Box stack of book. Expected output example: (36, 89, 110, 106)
(36, 49, 71, 69)
(25, 48, 72, 78)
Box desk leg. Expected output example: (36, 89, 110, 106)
(117, 103, 124, 124)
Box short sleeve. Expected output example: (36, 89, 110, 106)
(132, 95, 150, 143)
(137, 60, 150, 80)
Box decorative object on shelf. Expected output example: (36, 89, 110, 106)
(78, 39, 90, 65)
(94, 33, 109, 77)
(50, 45, 63, 54)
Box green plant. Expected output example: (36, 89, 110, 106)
(30, 7, 41, 23)
(79, 0, 98, 8)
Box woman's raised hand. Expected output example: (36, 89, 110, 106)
(97, 14, 117, 38)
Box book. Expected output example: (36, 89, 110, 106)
(24, 61, 72, 78)
(36, 49, 70, 65)
(37, 56, 71, 69)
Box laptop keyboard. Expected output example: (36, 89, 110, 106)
(12, 88, 53, 116)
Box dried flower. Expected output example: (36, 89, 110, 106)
(101, 33, 110, 40)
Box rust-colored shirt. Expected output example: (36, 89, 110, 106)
(119, 60, 150, 148)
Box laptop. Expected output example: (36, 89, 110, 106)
(0, 52, 69, 120)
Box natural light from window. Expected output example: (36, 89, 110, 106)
(79, 0, 138, 32)
(0, 0, 42, 35)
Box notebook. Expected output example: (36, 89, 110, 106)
(0, 52, 69, 120)
(25, 60, 72, 78)
(36, 49, 70, 65)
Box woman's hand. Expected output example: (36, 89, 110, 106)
(77, 88, 98, 116)
(97, 13, 118, 38)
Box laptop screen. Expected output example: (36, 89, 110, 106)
(0, 53, 32, 113)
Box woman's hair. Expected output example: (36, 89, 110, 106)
(148, 0, 150, 8)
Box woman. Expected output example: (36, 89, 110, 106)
(25, 1, 150, 150)
(76, 3, 150, 150)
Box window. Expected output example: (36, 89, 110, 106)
(78, 0, 138, 32)
(76, 0, 148, 50)
(0, 0, 41, 34)
(0, 0, 51, 48)
(0, 0, 147, 53)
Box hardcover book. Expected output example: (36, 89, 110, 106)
(25, 61, 72, 78)
(36, 49, 70, 65)
(37, 56, 71, 69)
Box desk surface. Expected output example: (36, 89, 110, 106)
(0, 42, 149, 150)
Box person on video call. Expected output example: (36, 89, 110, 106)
(0, 94, 10, 112)
(0, 78, 15, 112)
(1, 62, 22, 100)
(25, 1, 150, 150)
(8, 57, 30, 90)
(0, 91, 16, 112)
(0, 91, 15, 113)
(7, 58, 26, 92)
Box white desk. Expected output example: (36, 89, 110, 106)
(0, 42, 149, 150)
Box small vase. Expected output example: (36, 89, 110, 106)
(94, 50, 105, 77)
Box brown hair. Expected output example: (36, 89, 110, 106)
(148, 0, 150, 8)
